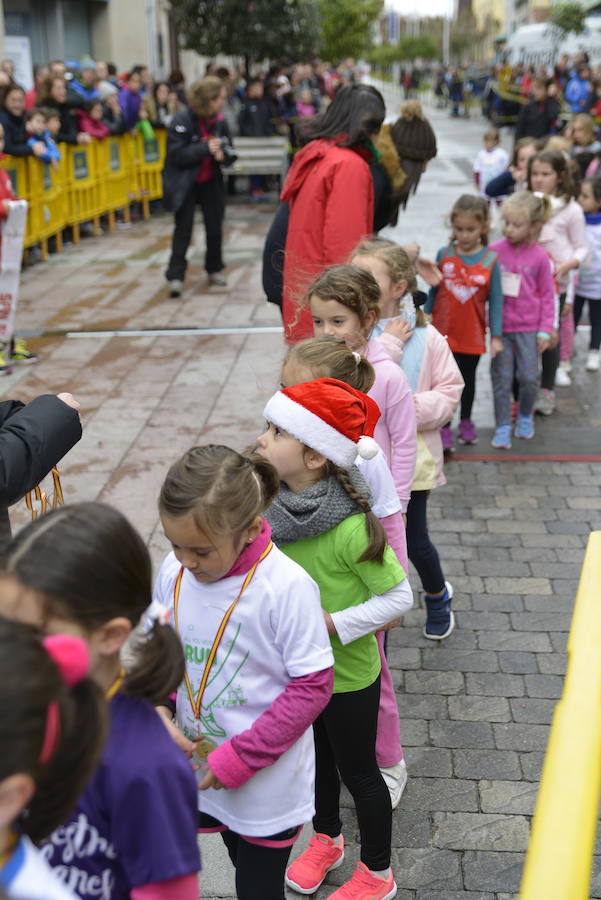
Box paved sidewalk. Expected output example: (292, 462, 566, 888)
(3, 96, 600, 899)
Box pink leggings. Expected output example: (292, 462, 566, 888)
(376, 630, 403, 767)
(560, 306, 575, 362)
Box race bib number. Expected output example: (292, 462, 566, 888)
(501, 271, 521, 297)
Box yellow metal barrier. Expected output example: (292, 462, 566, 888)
(0, 130, 168, 253)
(520, 530, 601, 899)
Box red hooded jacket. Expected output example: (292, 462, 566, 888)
(281, 139, 374, 343)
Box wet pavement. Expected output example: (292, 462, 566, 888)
(4, 90, 601, 899)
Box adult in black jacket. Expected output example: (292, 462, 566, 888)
(37, 76, 91, 145)
(515, 79, 559, 141)
(0, 392, 82, 549)
(163, 76, 234, 296)
(0, 86, 45, 158)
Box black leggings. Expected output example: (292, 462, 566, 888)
(574, 294, 601, 350)
(313, 676, 391, 871)
(447, 352, 480, 422)
(406, 489, 446, 595)
(541, 292, 565, 390)
(199, 813, 298, 900)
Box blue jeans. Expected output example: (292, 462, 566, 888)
(491, 331, 539, 426)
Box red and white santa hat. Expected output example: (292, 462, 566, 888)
(263, 377, 381, 468)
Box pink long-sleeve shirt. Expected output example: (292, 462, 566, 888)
(490, 238, 556, 335)
(364, 337, 417, 513)
(538, 198, 588, 289)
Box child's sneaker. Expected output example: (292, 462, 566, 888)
(286, 833, 344, 894)
(424, 581, 454, 640)
(586, 350, 600, 371)
(555, 363, 571, 387)
(440, 425, 455, 453)
(491, 425, 512, 449)
(327, 862, 397, 899)
(379, 758, 407, 810)
(10, 338, 37, 365)
(534, 388, 555, 415)
(515, 414, 535, 440)
(458, 418, 478, 444)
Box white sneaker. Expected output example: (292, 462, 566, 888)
(562, 359, 572, 373)
(555, 364, 572, 387)
(586, 350, 600, 371)
(380, 759, 407, 810)
(168, 279, 183, 298)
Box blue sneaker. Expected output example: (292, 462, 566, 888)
(424, 581, 455, 640)
(515, 415, 535, 440)
(491, 425, 512, 449)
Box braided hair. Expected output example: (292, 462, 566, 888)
(330, 464, 387, 563)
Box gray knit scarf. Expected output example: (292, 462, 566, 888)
(266, 467, 372, 546)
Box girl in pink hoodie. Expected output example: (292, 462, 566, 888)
(490, 191, 556, 447)
(351, 238, 464, 644)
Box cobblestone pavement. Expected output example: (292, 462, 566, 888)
(4, 93, 600, 899)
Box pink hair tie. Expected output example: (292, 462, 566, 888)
(39, 635, 90, 765)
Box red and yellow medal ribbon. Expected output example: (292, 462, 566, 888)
(105, 667, 125, 700)
(173, 541, 273, 721)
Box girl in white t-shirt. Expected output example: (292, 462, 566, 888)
(281, 336, 409, 811)
(0, 618, 106, 900)
(154, 445, 334, 900)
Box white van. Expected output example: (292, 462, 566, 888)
(506, 16, 601, 69)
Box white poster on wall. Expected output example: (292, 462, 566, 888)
(4, 36, 33, 92)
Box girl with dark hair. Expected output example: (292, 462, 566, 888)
(256, 379, 412, 899)
(0, 502, 201, 900)
(0, 86, 46, 157)
(276, 83, 386, 343)
(155, 445, 333, 900)
(0, 617, 106, 899)
(528, 149, 588, 413)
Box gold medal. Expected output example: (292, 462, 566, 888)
(195, 737, 217, 762)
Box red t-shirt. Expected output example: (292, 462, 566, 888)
(432, 244, 498, 355)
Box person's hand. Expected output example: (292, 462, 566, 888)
(198, 766, 227, 791)
(31, 141, 46, 158)
(155, 706, 196, 756)
(380, 618, 401, 632)
(207, 136, 223, 158)
(401, 242, 420, 262)
(555, 259, 577, 281)
(416, 257, 443, 286)
(77, 132, 92, 145)
(57, 392, 81, 412)
(548, 328, 559, 350)
(490, 336, 504, 357)
(51, 158, 59, 171)
(538, 335, 551, 353)
(384, 318, 413, 345)
(560, 302, 572, 319)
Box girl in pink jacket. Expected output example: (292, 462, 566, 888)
(351, 238, 463, 643)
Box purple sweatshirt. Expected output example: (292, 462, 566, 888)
(364, 337, 417, 513)
(490, 238, 555, 336)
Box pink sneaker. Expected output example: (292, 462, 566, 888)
(440, 425, 455, 453)
(457, 418, 478, 445)
(328, 862, 397, 899)
(285, 833, 344, 894)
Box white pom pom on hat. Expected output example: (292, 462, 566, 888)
(263, 377, 382, 469)
(357, 435, 379, 460)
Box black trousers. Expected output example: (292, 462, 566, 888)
(313, 676, 391, 871)
(406, 489, 445, 595)
(540, 292, 565, 390)
(574, 294, 601, 350)
(199, 813, 297, 900)
(449, 352, 480, 421)
(166, 177, 225, 281)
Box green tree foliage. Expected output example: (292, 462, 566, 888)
(317, 0, 382, 61)
(170, 0, 319, 66)
(550, 1, 587, 40)
(369, 34, 439, 64)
